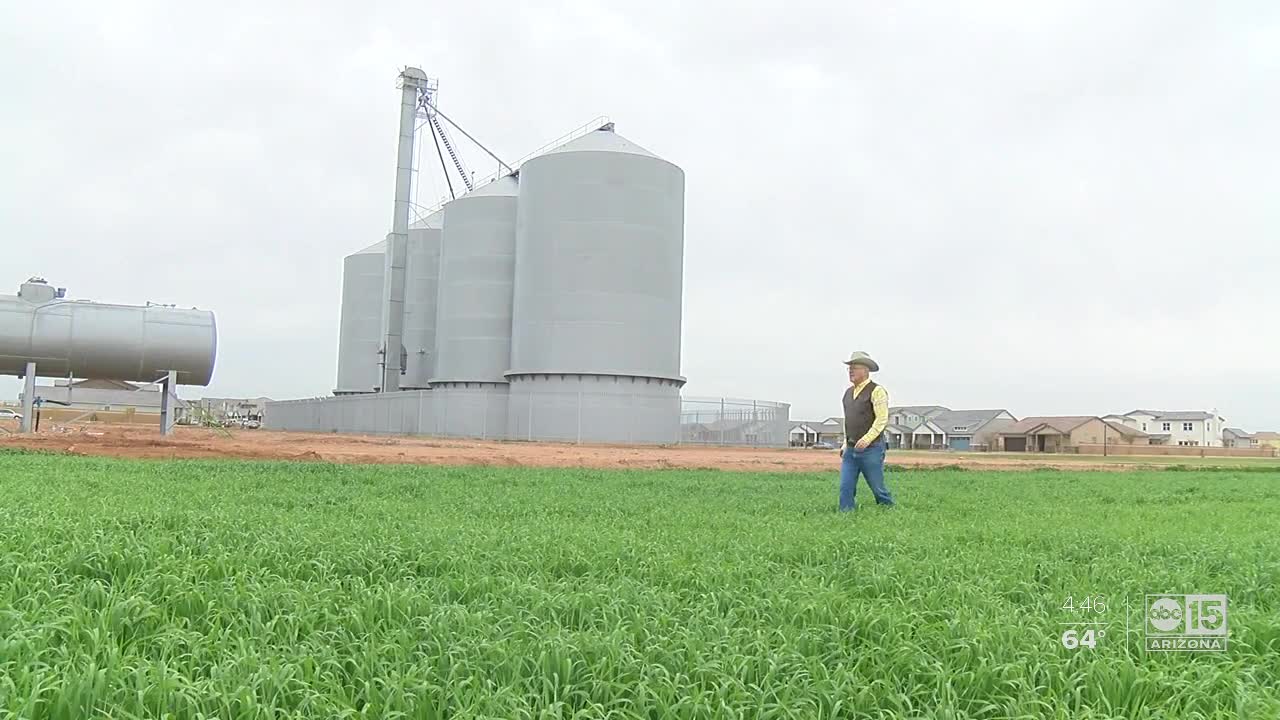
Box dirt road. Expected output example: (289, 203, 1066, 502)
(0, 423, 1180, 472)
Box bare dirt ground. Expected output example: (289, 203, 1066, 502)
(0, 422, 1232, 472)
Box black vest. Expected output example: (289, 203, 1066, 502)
(843, 381, 883, 446)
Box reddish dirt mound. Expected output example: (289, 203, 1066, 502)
(0, 423, 1148, 472)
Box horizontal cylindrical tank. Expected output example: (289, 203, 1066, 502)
(0, 279, 216, 385)
(508, 127, 686, 382)
(399, 213, 443, 389)
(335, 240, 385, 393)
(432, 175, 518, 385)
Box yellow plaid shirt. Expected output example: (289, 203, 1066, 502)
(847, 379, 890, 446)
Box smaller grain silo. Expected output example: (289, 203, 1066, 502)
(398, 212, 443, 389)
(335, 240, 386, 393)
(429, 175, 518, 437)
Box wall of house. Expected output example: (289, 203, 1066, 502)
(1122, 413, 1158, 433)
(1068, 419, 1150, 446)
(911, 426, 946, 449)
(789, 426, 828, 446)
(1124, 413, 1225, 446)
(1148, 418, 1222, 447)
(1068, 419, 1108, 446)
(972, 418, 1016, 448)
(1222, 433, 1252, 448)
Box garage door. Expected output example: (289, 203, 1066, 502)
(1004, 437, 1026, 452)
(949, 436, 971, 451)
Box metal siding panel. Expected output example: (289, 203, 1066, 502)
(510, 130, 685, 381)
(506, 374, 680, 444)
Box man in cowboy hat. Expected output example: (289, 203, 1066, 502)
(839, 351, 895, 511)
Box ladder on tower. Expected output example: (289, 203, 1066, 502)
(428, 113, 473, 193)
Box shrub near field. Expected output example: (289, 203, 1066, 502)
(0, 452, 1278, 719)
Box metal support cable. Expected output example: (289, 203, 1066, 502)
(422, 99, 513, 173)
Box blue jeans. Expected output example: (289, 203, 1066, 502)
(839, 439, 894, 511)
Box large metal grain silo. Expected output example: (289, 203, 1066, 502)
(398, 212, 443, 389)
(429, 175, 518, 437)
(334, 240, 385, 394)
(507, 127, 686, 443)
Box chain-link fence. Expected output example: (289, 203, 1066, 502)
(679, 396, 792, 447)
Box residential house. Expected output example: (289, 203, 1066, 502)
(1117, 410, 1226, 447)
(888, 406, 948, 427)
(929, 409, 1018, 451)
(1253, 432, 1280, 451)
(789, 422, 819, 447)
(885, 405, 947, 449)
(789, 419, 844, 447)
(881, 408, 1016, 450)
(884, 423, 915, 449)
(1222, 428, 1257, 449)
(998, 416, 1150, 453)
(897, 418, 949, 450)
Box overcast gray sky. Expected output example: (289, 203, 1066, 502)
(3, 2, 1278, 429)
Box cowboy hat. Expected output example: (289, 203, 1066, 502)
(843, 351, 879, 372)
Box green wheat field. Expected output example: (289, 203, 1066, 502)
(1, 450, 1278, 719)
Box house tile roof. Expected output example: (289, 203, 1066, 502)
(1103, 421, 1148, 438)
(911, 420, 946, 434)
(930, 409, 1013, 434)
(1223, 428, 1253, 438)
(1126, 410, 1215, 421)
(1003, 416, 1149, 438)
(1000, 416, 1095, 435)
(890, 405, 949, 417)
(1155, 412, 1215, 421)
(791, 420, 842, 433)
(1254, 431, 1280, 441)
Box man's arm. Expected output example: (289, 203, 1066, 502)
(856, 385, 889, 448)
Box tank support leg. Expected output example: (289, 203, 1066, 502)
(160, 371, 177, 436)
(19, 362, 36, 433)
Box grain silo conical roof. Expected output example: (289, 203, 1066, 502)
(537, 127, 666, 161)
(353, 239, 386, 255)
